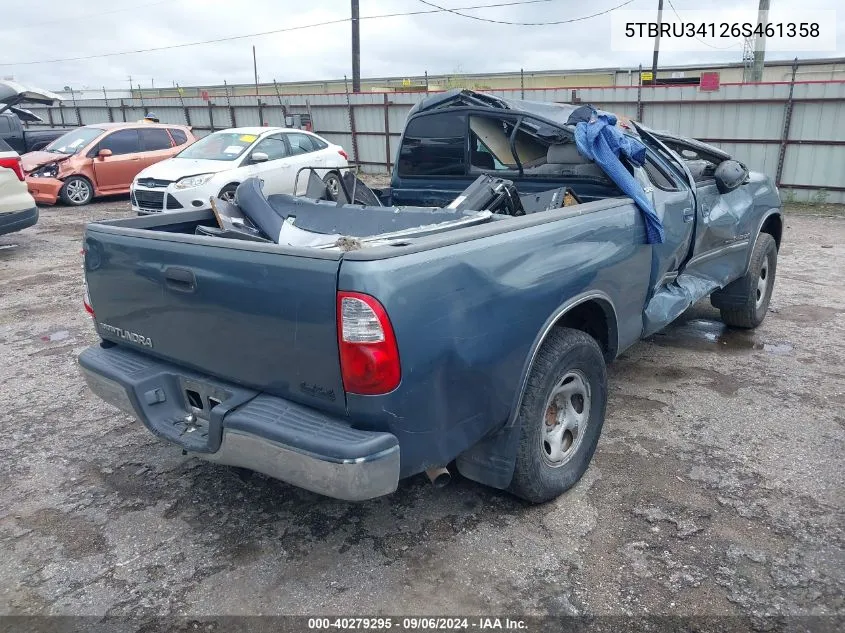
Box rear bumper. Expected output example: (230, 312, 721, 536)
(26, 177, 62, 205)
(0, 206, 38, 236)
(78, 344, 400, 501)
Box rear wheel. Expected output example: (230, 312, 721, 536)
(323, 172, 342, 199)
(59, 176, 93, 206)
(508, 328, 607, 503)
(711, 233, 777, 329)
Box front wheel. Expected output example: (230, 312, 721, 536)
(217, 184, 238, 204)
(711, 233, 778, 329)
(59, 176, 93, 206)
(508, 328, 607, 504)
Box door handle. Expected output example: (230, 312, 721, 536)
(164, 267, 196, 292)
(683, 208, 695, 223)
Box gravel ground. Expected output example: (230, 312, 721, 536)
(0, 198, 843, 629)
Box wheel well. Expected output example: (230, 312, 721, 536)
(552, 299, 618, 360)
(220, 182, 240, 192)
(760, 213, 782, 249)
(62, 174, 92, 185)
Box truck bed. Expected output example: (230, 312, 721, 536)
(83, 192, 652, 481)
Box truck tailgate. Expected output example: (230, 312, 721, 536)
(84, 226, 346, 415)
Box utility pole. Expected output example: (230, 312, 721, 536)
(751, 0, 770, 82)
(650, 0, 664, 85)
(351, 0, 361, 92)
(253, 45, 260, 97)
(127, 76, 133, 95)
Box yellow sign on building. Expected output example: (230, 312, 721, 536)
(640, 71, 654, 82)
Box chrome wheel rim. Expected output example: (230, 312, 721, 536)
(540, 370, 591, 468)
(219, 189, 236, 203)
(756, 259, 770, 308)
(325, 176, 340, 197)
(67, 179, 90, 204)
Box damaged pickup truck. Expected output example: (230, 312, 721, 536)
(78, 90, 783, 503)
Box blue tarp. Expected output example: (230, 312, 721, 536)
(574, 109, 665, 244)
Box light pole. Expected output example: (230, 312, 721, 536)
(351, 0, 361, 92)
(650, 0, 664, 84)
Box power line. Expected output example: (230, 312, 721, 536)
(665, 0, 738, 50)
(5, 0, 173, 31)
(1, 0, 563, 67)
(418, 0, 635, 26)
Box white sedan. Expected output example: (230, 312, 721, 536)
(130, 127, 348, 214)
(0, 139, 38, 236)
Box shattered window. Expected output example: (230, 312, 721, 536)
(469, 116, 518, 171)
(511, 118, 554, 168)
(643, 154, 681, 191)
(661, 140, 724, 183)
(468, 115, 556, 173)
(397, 113, 467, 177)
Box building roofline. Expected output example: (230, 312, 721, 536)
(113, 56, 845, 93)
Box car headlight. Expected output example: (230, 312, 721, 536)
(30, 163, 59, 178)
(174, 174, 215, 190)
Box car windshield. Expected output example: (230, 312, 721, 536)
(176, 131, 259, 161)
(44, 127, 104, 154)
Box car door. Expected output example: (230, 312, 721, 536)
(639, 151, 696, 289)
(92, 129, 143, 191)
(138, 127, 176, 170)
(284, 132, 325, 194)
(656, 136, 752, 282)
(306, 134, 335, 169)
(240, 133, 292, 195)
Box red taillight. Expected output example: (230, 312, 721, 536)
(337, 291, 400, 395)
(0, 156, 25, 181)
(83, 289, 95, 316)
(338, 149, 349, 160)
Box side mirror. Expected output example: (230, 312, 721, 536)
(714, 159, 748, 195)
(98, 149, 113, 159)
(251, 152, 269, 163)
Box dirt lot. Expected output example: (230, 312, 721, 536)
(1, 198, 843, 628)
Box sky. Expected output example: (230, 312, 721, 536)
(1, 0, 843, 91)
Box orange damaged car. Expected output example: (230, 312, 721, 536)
(22, 123, 195, 206)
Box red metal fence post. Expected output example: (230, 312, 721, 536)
(775, 58, 799, 187)
(383, 93, 391, 173)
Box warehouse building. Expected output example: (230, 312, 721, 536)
(119, 56, 845, 99)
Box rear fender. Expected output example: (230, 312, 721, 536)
(455, 291, 618, 489)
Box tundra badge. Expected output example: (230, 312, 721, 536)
(98, 323, 153, 348)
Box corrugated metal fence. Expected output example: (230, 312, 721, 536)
(22, 79, 845, 203)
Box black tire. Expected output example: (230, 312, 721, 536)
(217, 184, 238, 204)
(711, 233, 777, 329)
(323, 172, 342, 200)
(508, 328, 607, 504)
(59, 176, 94, 206)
